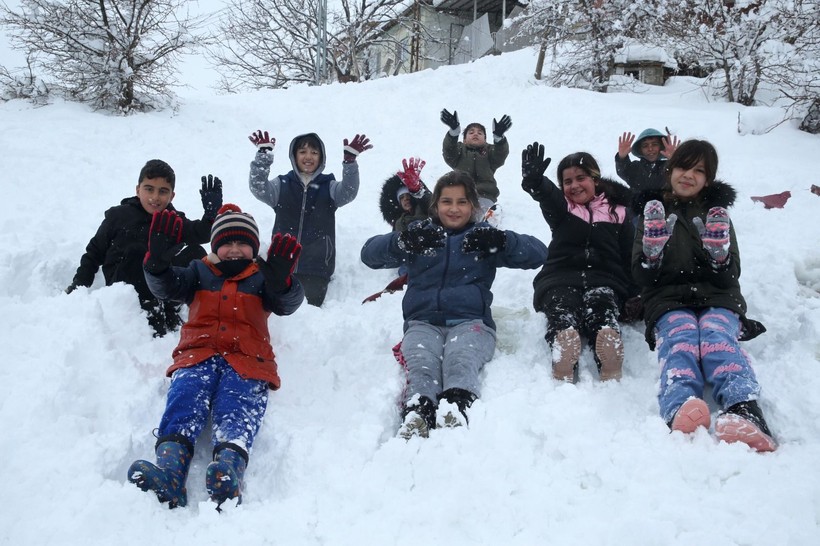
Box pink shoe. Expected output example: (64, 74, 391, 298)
(670, 398, 710, 433)
(715, 414, 778, 452)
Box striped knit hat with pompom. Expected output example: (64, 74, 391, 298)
(210, 204, 261, 257)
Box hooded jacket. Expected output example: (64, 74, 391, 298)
(361, 221, 547, 331)
(525, 175, 635, 307)
(72, 196, 210, 301)
(249, 133, 360, 280)
(615, 128, 668, 192)
(378, 174, 432, 232)
(632, 181, 766, 349)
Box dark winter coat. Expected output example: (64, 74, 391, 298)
(249, 133, 359, 280)
(442, 132, 509, 202)
(360, 221, 547, 331)
(146, 257, 304, 390)
(525, 175, 635, 309)
(71, 196, 210, 302)
(614, 154, 668, 193)
(378, 174, 432, 232)
(632, 181, 766, 349)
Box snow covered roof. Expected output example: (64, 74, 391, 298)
(613, 42, 677, 69)
(432, 0, 526, 14)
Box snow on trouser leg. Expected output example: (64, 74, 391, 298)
(127, 436, 193, 509)
(206, 442, 248, 509)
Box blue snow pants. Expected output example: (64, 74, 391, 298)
(401, 319, 496, 405)
(158, 355, 268, 453)
(655, 307, 761, 424)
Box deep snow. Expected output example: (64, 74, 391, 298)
(2, 44, 820, 545)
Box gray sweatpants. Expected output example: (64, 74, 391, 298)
(401, 319, 497, 405)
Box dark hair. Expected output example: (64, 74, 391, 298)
(429, 170, 481, 222)
(556, 152, 622, 220)
(138, 159, 175, 189)
(292, 134, 323, 161)
(462, 122, 486, 140)
(665, 139, 718, 185)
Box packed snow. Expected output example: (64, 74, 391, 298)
(2, 45, 820, 545)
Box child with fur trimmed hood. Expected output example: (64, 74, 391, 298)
(378, 157, 432, 232)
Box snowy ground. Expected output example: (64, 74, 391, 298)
(2, 46, 820, 545)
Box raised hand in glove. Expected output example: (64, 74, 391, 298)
(144, 210, 184, 275)
(441, 109, 460, 133)
(693, 206, 731, 265)
(248, 130, 275, 153)
(396, 157, 426, 195)
(397, 219, 446, 256)
(462, 226, 507, 259)
(642, 200, 677, 265)
(493, 115, 512, 139)
(200, 174, 223, 221)
(343, 134, 373, 163)
(257, 233, 302, 292)
(521, 142, 551, 193)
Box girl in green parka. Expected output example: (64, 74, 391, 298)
(632, 139, 776, 452)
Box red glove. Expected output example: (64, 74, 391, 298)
(144, 210, 184, 274)
(396, 157, 426, 194)
(258, 233, 302, 291)
(343, 134, 373, 163)
(249, 130, 275, 152)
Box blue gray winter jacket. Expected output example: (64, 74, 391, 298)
(249, 133, 359, 280)
(361, 221, 547, 331)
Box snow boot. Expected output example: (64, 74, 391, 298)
(595, 327, 624, 381)
(715, 400, 777, 452)
(398, 396, 437, 440)
(669, 398, 711, 433)
(551, 328, 581, 383)
(206, 442, 248, 510)
(127, 436, 193, 509)
(436, 388, 477, 429)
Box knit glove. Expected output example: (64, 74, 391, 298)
(257, 233, 302, 292)
(144, 210, 184, 275)
(343, 134, 372, 163)
(396, 157, 426, 195)
(642, 200, 677, 265)
(441, 109, 460, 135)
(200, 174, 223, 221)
(397, 219, 446, 256)
(693, 206, 731, 265)
(248, 129, 275, 153)
(462, 226, 507, 259)
(492, 115, 512, 139)
(521, 142, 551, 193)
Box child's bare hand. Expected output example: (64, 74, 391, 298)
(661, 135, 680, 158)
(618, 132, 635, 158)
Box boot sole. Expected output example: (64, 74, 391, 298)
(552, 329, 581, 383)
(596, 327, 624, 381)
(715, 414, 777, 452)
(398, 413, 430, 439)
(671, 398, 711, 433)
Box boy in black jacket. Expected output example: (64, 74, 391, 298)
(66, 159, 222, 336)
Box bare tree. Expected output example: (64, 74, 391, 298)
(209, 0, 408, 91)
(0, 0, 208, 112)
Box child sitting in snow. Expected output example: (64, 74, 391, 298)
(248, 129, 372, 307)
(440, 108, 511, 218)
(521, 144, 635, 383)
(66, 160, 221, 337)
(361, 171, 547, 439)
(127, 204, 304, 509)
(632, 139, 776, 452)
(615, 128, 680, 192)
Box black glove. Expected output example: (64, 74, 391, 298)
(462, 226, 507, 258)
(143, 210, 184, 275)
(257, 233, 301, 292)
(200, 174, 223, 221)
(440, 109, 460, 131)
(521, 142, 551, 192)
(397, 219, 446, 256)
(65, 283, 78, 294)
(493, 115, 512, 138)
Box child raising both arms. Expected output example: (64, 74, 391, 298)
(127, 204, 304, 509)
(632, 139, 776, 452)
(361, 171, 547, 439)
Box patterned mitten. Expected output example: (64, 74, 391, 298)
(642, 200, 677, 264)
(693, 207, 731, 265)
